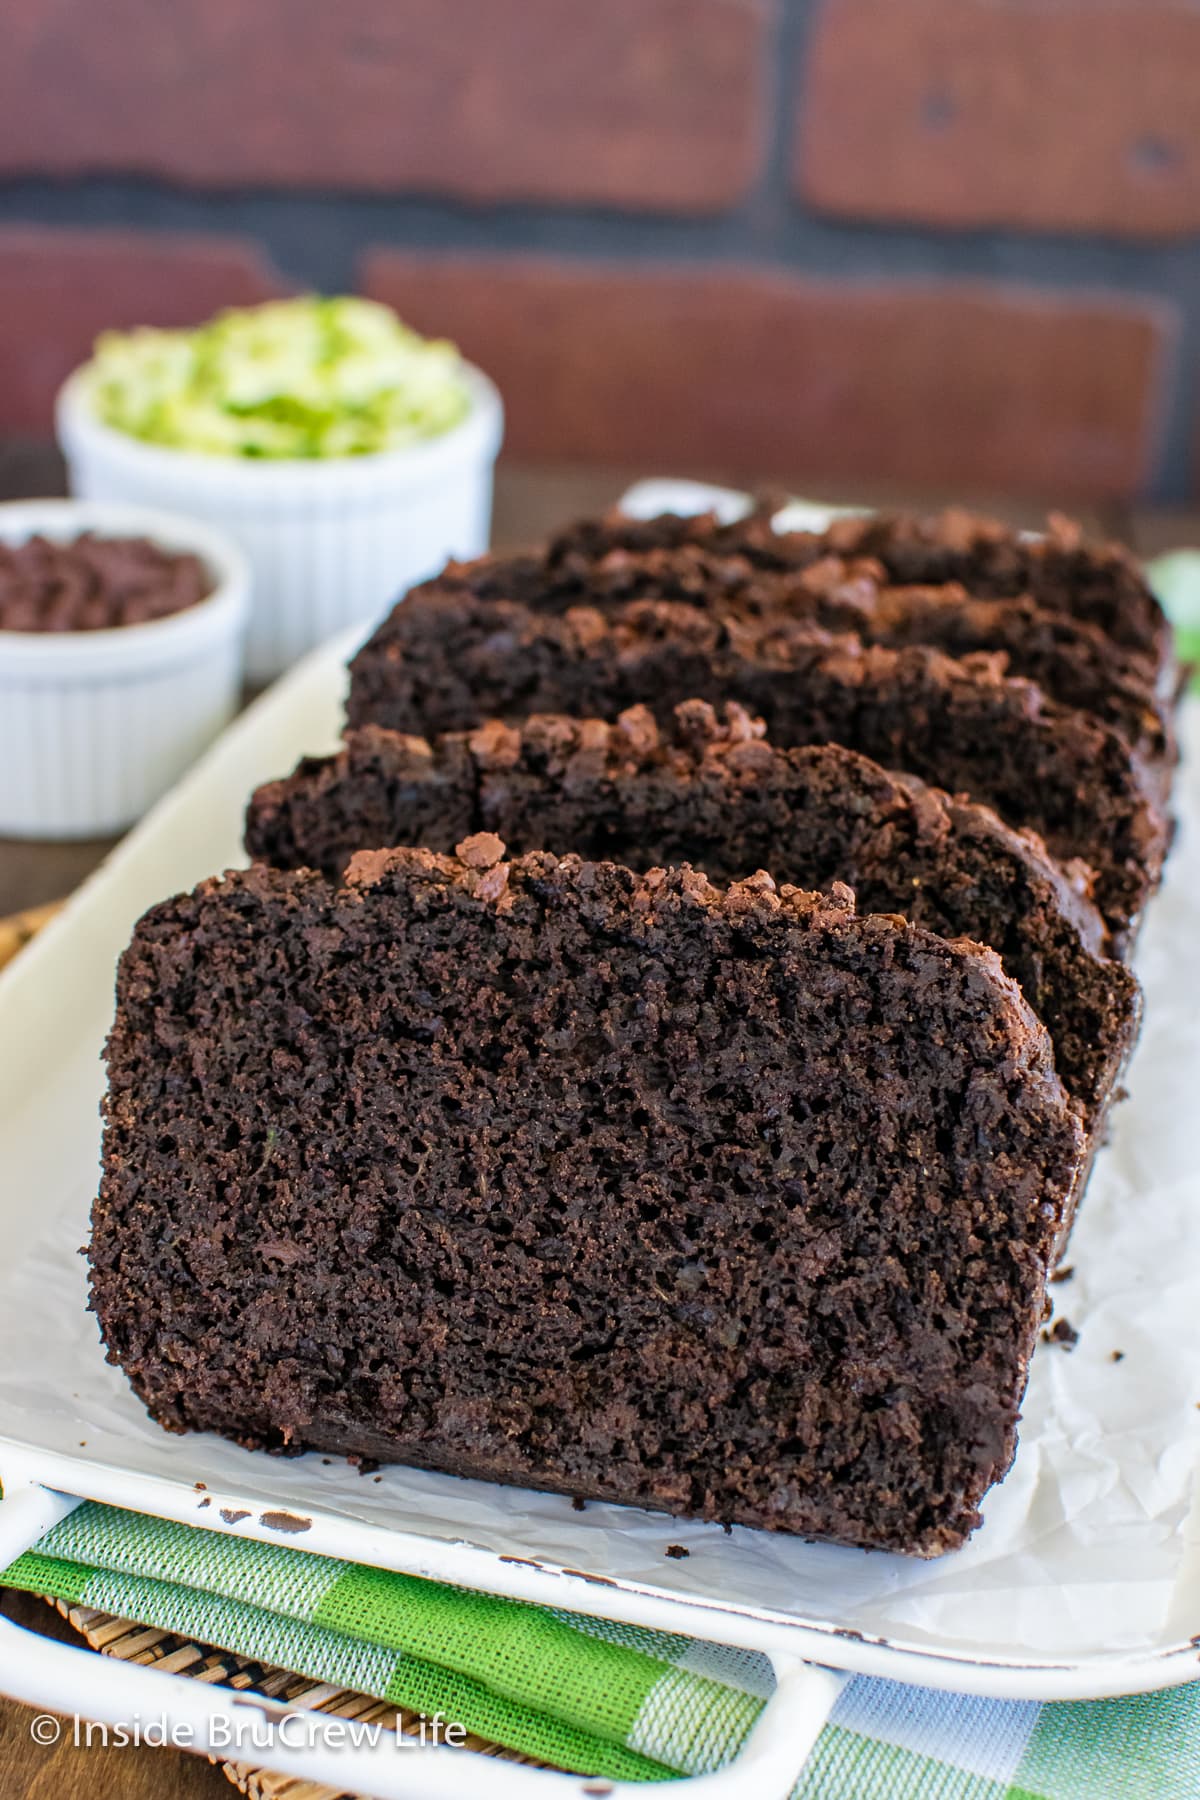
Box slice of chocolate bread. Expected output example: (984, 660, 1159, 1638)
(348, 578, 1169, 942)
(92, 845, 1084, 1555)
(246, 704, 1140, 1132)
(812, 582, 1172, 775)
(550, 503, 1174, 678)
(814, 508, 1174, 673)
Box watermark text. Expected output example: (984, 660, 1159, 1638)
(30, 1709, 467, 1754)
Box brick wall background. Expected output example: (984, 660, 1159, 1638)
(2, 0, 1198, 501)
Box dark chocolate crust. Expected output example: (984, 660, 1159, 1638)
(348, 567, 1170, 941)
(91, 848, 1083, 1556)
(245, 703, 1141, 1130)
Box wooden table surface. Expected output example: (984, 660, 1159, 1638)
(0, 444, 1195, 1799)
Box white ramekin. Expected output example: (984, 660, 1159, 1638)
(0, 500, 249, 839)
(56, 363, 504, 683)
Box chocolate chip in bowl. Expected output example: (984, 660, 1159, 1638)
(0, 500, 248, 839)
(0, 532, 211, 635)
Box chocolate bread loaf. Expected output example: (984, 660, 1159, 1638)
(246, 703, 1140, 1130)
(348, 574, 1170, 941)
(91, 844, 1084, 1555)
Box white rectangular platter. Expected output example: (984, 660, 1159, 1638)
(1, 488, 1199, 1703)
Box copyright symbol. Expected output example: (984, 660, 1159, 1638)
(30, 1713, 61, 1746)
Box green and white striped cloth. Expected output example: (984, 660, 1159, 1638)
(3, 1499, 1199, 1796)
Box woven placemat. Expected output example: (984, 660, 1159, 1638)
(43, 1595, 557, 1800)
(0, 899, 63, 972)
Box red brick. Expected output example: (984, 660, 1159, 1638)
(797, 0, 1200, 238)
(363, 253, 1171, 500)
(0, 0, 770, 214)
(0, 228, 284, 434)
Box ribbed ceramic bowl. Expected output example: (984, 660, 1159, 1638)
(56, 363, 504, 682)
(0, 499, 249, 838)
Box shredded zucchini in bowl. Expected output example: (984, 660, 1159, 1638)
(86, 297, 473, 460)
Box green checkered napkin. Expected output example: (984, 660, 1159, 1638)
(4, 1501, 1200, 1796)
